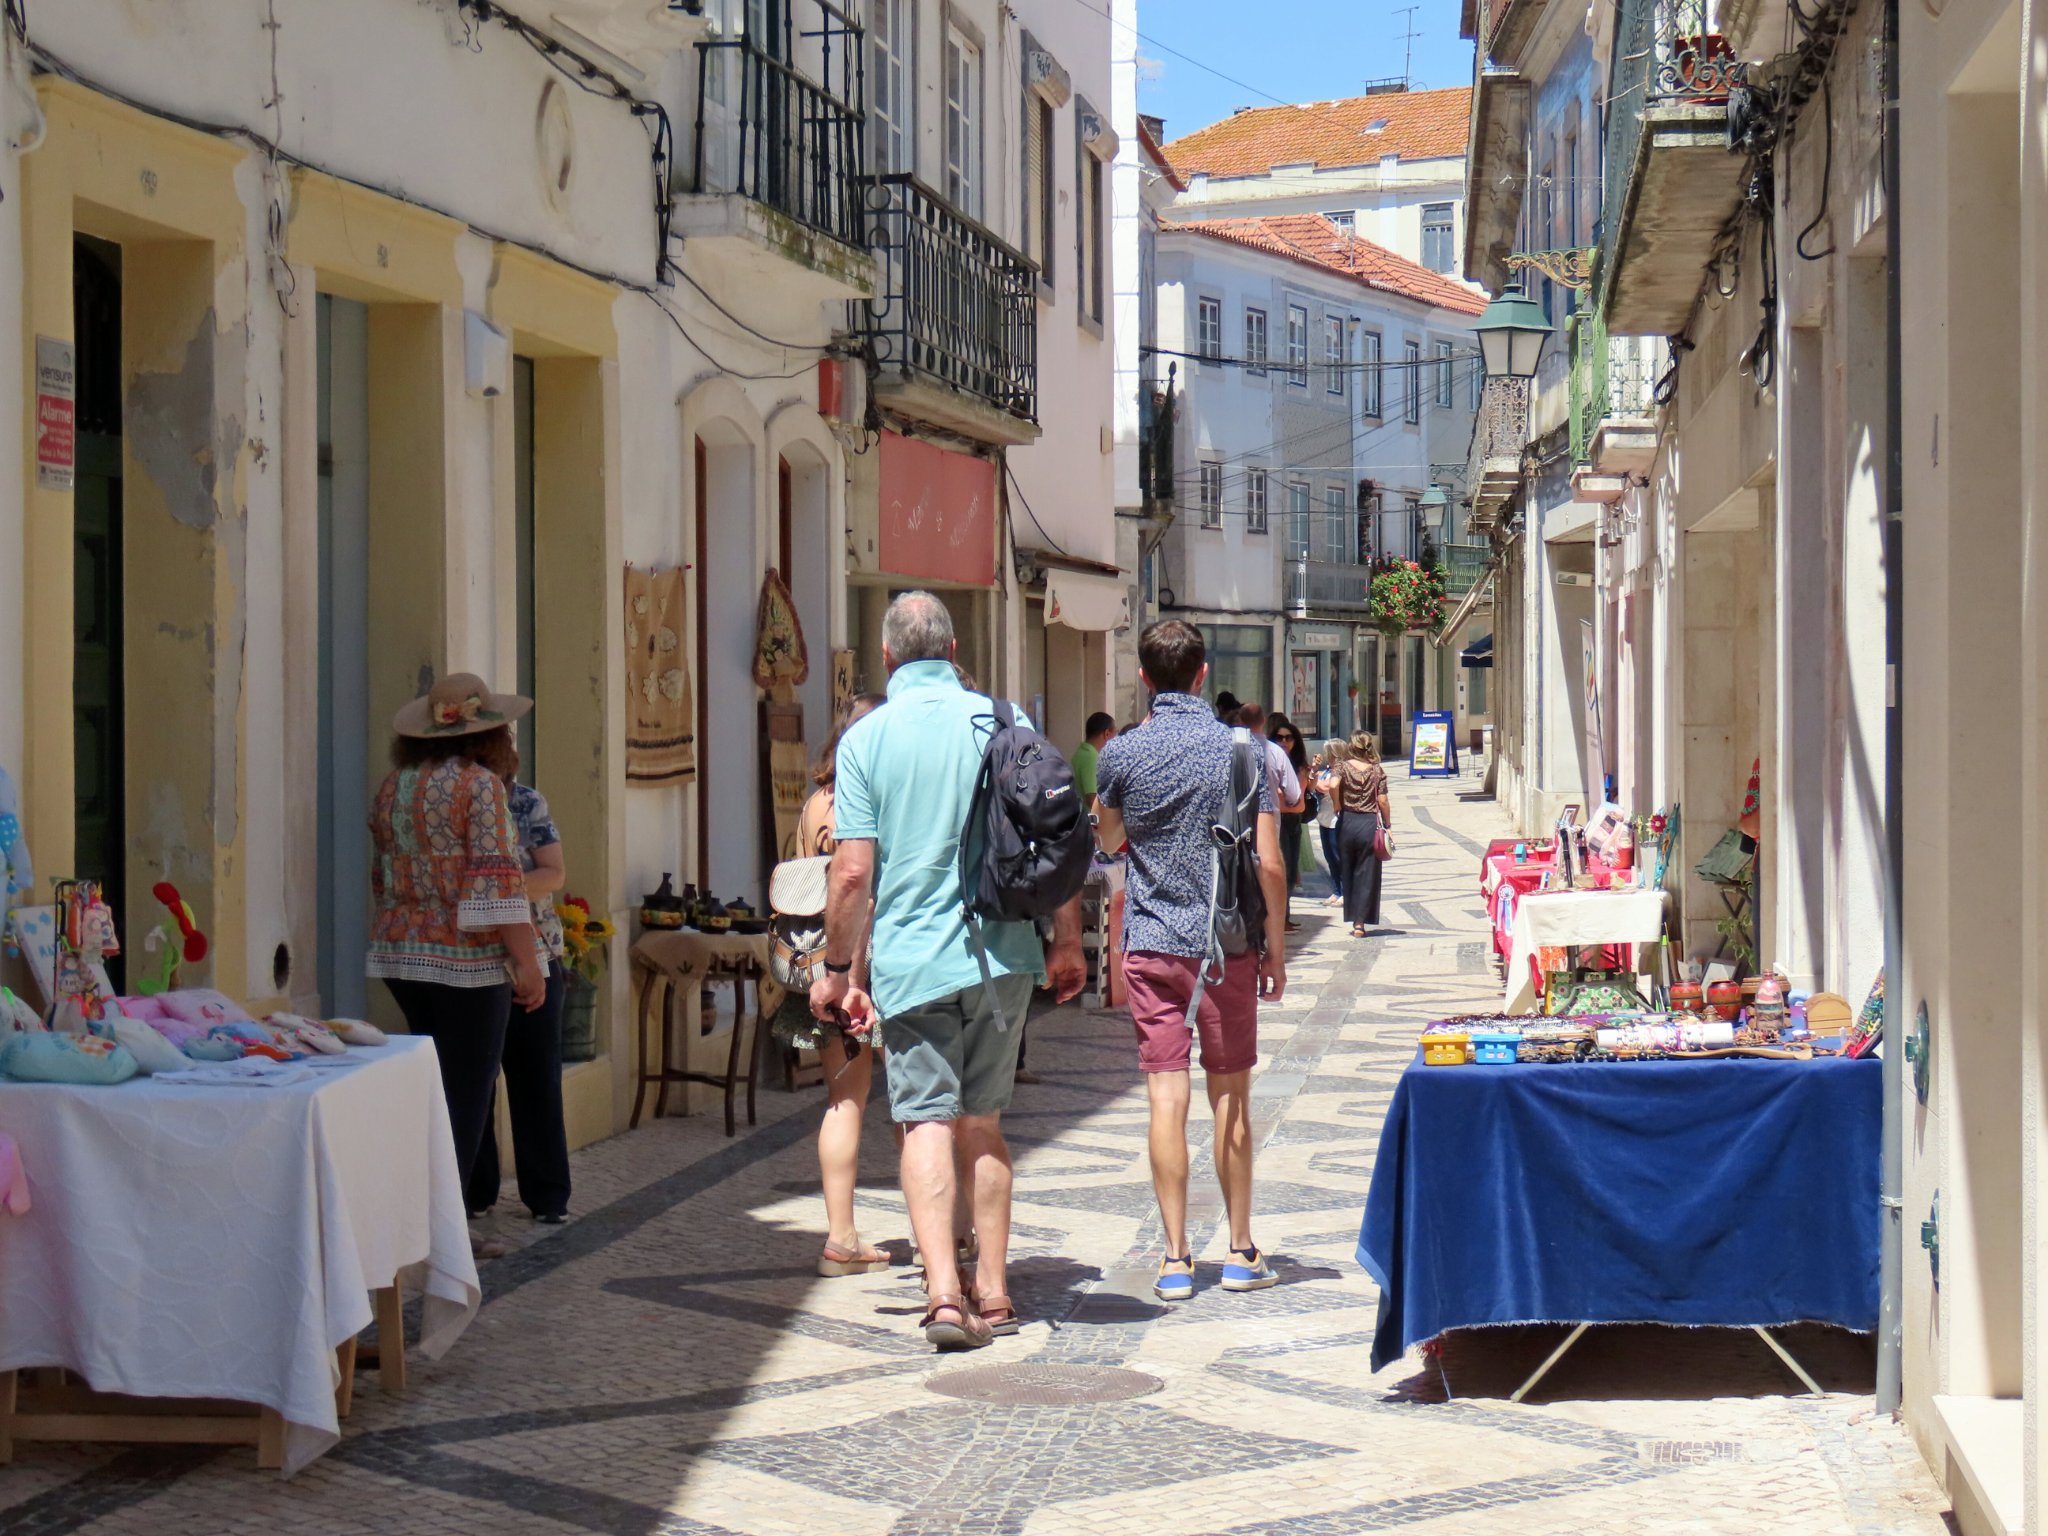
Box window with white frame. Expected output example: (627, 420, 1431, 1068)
(1023, 95, 1054, 281)
(1323, 209, 1355, 232)
(1287, 304, 1309, 384)
(1436, 340, 1455, 407)
(1325, 315, 1346, 395)
(1361, 330, 1382, 417)
(944, 24, 983, 218)
(1286, 479, 1312, 559)
(1246, 467, 1269, 533)
(1422, 203, 1455, 273)
(869, 0, 913, 174)
(1197, 297, 1223, 361)
(1198, 461, 1223, 527)
(1403, 339, 1421, 423)
(1244, 307, 1268, 374)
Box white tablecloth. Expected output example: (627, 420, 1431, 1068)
(0, 1036, 479, 1474)
(1504, 888, 1669, 1012)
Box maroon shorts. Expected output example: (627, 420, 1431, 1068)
(1125, 950, 1259, 1076)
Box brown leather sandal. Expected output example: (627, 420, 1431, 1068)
(976, 1294, 1022, 1336)
(921, 1292, 993, 1351)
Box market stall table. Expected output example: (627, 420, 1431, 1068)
(0, 1037, 479, 1473)
(1356, 1051, 1880, 1395)
(1502, 886, 1667, 1011)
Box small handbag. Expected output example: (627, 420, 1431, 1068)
(1374, 823, 1397, 861)
(767, 854, 831, 991)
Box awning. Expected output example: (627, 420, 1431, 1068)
(1460, 633, 1494, 668)
(1044, 566, 1130, 631)
(1431, 559, 1500, 646)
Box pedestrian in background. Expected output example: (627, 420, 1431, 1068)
(1266, 713, 1311, 921)
(1335, 733, 1393, 938)
(1312, 739, 1351, 907)
(1095, 620, 1286, 1303)
(1235, 704, 1303, 931)
(773, 692, 891, 1278)
(812, 593, 1086, 1351)
(1072, 712, 1116, 808)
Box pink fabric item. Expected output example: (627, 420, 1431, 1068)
(154, 989, 253, 1029)
(115, 995, 170, 1022)
(0, 1132, 28, 1216)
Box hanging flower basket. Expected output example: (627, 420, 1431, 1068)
(1366, 558, 1451, 638)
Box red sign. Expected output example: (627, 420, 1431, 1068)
(34, 336, 74, 493)
(877, 430, 997, 587)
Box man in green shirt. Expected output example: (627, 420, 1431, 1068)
(1072, 713, 1116, 804)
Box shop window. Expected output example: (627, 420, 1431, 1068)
(1200, 623, 1274, 714)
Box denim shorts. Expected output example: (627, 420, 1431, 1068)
(880, 973, 1035, 1122)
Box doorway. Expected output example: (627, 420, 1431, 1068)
(317, 293, 372, 1017)
(72, 235, 126, 986)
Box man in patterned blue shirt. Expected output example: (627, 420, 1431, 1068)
(1094, 619, 1286, 1302)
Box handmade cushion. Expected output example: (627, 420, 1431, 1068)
(110, 1015, 192, 1076)
(0, 1031, 137, 1085)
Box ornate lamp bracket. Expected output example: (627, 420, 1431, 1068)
(1505, 247, 1595, 292)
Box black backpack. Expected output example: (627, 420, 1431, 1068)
(1187, 729, 1269, 1028)
(958, 697, 1094, 1028)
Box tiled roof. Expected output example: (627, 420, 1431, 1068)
(1163, 86, 1472, 180)
(1167, 214, 1489, 317)
(1139, 118, 1186, 191)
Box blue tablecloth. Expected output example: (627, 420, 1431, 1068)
(1355, 1052, 1881, 1370)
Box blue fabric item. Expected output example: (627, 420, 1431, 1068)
(1222, 1247, 1278, 1291)
(1356, 1052, 1881, 1371)
(1154, 1262, 1194, 1301)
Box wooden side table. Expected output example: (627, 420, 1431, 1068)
(630, 930, 780, 1137)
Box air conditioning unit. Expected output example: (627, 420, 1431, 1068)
(1555, 571, 1593, 588)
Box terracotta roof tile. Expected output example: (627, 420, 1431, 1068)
(1163, 86, 1472, 180)
(1167, 214, 1489, 316)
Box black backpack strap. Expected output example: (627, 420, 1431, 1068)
(960, 693, 1015, 1031)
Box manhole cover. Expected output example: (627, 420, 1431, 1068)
(926, 1363, 1164, 1405)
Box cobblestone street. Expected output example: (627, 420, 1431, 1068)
(0, 768, 1951, 1536)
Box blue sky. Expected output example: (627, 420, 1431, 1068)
(1134, 0, 1476, 142)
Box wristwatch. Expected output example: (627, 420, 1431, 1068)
(822, 958, 853, 975)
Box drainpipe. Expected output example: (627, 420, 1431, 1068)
(1876, 0, 1904, 1418)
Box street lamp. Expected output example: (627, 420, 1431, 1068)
(1475, 286, 1551, 380)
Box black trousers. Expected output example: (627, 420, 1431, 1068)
(467, 963, 573, 1218)
(1280, 812, 1304, 890)
(386, 978, 512, 1200)
(1337, 810, 1384, 927)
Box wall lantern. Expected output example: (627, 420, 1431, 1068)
(1475, 286, 1551, 380)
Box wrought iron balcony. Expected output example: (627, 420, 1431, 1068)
(1569, 311, 1660, 471)
(1442, 539, 1493, 597)
(1596, 0, 1748, 334)
(1467, 375, 1531, 531)
(693, 22, 864, 248)
(1138, 372, 1176, 509)
(857, 174, 1039, 435)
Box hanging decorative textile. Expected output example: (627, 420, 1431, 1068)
(624, 564, 696, 786)
(752, 568, 810, 692)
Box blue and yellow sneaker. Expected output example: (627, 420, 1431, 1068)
(1221, 1245, 1279, 1292)
(1154, 1254, 1196, 1301)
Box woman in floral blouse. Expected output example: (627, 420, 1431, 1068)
(369, 674, 546, 1251)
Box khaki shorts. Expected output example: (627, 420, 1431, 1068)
(880, 973, 1035, 1122)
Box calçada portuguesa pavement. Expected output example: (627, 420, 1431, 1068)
(0, 769, 1951, 1535)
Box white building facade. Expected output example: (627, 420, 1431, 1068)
(1155, 215, 1484, 744)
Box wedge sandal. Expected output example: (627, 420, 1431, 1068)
(817, 1239, 892, 1278)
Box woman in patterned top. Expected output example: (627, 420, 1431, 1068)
(464, 758, 573, 1225)
(369, 674, 547, 1253)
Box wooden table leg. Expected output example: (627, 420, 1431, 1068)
(255, 1407, 285, 1470)
(374, 1285, 407, 1394)
(630, 965, 654, 1129)
(1, 1369, 15, 1464)
(656, 979, 677, 1120)
(746, 973, 762, 1128)
(722, 973, 743, 1137)
(334, 1336, 358, 1419)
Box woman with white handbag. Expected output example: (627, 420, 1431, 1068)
(769, 694, 890, 1277)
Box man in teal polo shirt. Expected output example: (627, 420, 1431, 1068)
(812, 591, 1085, 1351)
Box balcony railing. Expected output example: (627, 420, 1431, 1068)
(1139, 371, 1176, 508)
(858, 173, 1039, 423)
(1286, 558, 1375, 614)
(1569, 311, 1660, 464)
(1443, 539, 1493, 597)
(1467, 374, 1532, 528)
(694, 28, 865, 247)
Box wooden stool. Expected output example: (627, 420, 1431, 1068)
(630, 953, 763, 1137)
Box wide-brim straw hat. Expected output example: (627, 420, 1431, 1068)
(392, 672, 533, 740)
